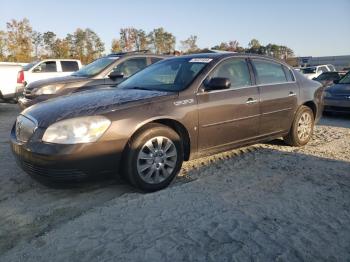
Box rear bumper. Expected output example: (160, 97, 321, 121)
(10, 125, 125, 183)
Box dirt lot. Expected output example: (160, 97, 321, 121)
(0, 103, 349, 261)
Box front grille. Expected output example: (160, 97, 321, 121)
(20, 160, 87, 180)
(16, 115, 37, 142)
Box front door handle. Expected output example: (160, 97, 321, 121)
(246, 98, 258, 104)
(288, 91, 296, 97)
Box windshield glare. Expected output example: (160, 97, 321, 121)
(118, 58, 210, 92)
(72, 57, 118, 77)
(339, 72, 350, 84)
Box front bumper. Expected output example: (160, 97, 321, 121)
(324, 97, 350, 113)
(10, 124, 125, 183)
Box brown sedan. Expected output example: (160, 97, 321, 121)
(11, 53, 323, 191)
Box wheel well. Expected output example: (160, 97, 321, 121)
(303, 101, 317, 118)
(151, 119, 191, 161)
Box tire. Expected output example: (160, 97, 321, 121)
(124, 123, 184, 192)
(284, 105, 314, 147)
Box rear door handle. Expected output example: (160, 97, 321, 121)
(288, 91, 296, 97)
(246, 98, 258, 104)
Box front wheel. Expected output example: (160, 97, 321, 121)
(284, 106, 314, 146)
(124, 124, 184, 192)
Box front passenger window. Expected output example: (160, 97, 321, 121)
(209, 58, 252, 88)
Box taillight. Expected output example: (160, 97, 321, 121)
(17, 70, 24, 84)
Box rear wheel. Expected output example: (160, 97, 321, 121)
(124, 124, 183, 192)
(284, 106, 314, 146)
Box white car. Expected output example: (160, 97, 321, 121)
(300, 64, 335, 80)
(16, 59, 82, 97)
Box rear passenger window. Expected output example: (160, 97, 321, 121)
(209, 58, 252, 88)
(252, 60, 287, 85)
(112, 58, 147, 78)
(61, 61, 79, 72)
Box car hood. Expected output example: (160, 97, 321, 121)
(327, 83, 350, 94)
(22, 88, 177, 127)
(26, 75, 88, 90)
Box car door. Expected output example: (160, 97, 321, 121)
(197, 58, 260, 151)
(29, 61, 59, 84)
(104, 57, 148, 86)
(251, 59, 298, 136)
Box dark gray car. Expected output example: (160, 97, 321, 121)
(323, 71, 350, 113)
(18, 51, 165, 109)
(11, 53, 323, 192)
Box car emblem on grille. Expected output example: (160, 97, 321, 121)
(16, 119, 22, 139)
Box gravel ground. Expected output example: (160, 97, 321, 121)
(0, 103, 349, 261)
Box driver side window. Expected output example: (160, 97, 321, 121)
(111, 58, 147, 78)
(34, 61, 57, 73)
(209, 58, 252, 89)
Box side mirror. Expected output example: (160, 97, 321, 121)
(108, 71, 124, 80)
(333, 79, 339, 84)
(312, 77, 317, 80)
(204, 77, 231, 91)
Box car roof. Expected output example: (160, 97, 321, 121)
(168, 52, 291, 66)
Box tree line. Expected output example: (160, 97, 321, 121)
(0, 18, 295, 64)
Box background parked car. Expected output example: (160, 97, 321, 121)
(16, 59, 82, 95)
(18, 52, 165, 109)
(323, 71, 350, 114)
(313, 71, 342, 87)
(300, 64, 335, 79)
(0, 62, 27, 102)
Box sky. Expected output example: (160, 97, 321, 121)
(0, 0, 349, 57)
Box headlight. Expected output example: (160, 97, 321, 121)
(35, 84, 64, 95)
(42, 116, 111, 144)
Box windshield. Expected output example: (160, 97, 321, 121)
(118, 58, 211, 92)
(301, 67, 316, 74)
(22, 62, 37, 71)
(315, 72, 339, 81)
(72, 57, 118, 77)
(339, 72, 350, 84)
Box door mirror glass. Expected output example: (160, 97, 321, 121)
(204, 77, 231, 91)
(333, 79, 339, 84)
(108, 71, 124, 80)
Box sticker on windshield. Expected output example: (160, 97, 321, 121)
(189, 58, 213, 63)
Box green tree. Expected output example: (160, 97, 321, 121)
(148, 28, 176, 54)
(247, 38, 261, 53)
(180, 35, 199, 53)
(0, 31, 7, 61)
(31, 31, 43, 59)
(6, 18, 33, 62)
(111, 39, 122, 53)
(42, 31, 57, 57)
